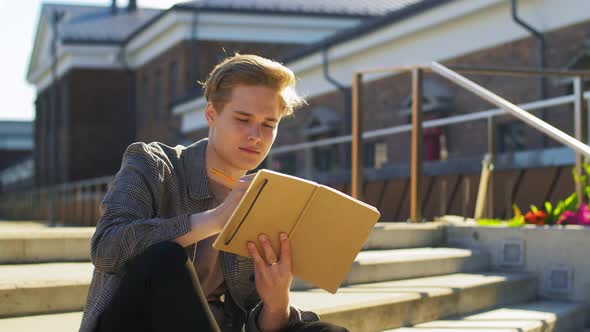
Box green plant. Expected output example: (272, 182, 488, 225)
(508, 204, 525, 227)
(542, 192, 578, 225)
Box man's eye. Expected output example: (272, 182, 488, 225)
(236, 118, 248, 122)
(264, 124, 275, 129)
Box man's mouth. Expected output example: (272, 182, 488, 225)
(239, 147, 261, 154)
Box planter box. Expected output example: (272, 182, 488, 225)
(444, 218, 590, 304)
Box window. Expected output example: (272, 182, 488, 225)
(271, 154, 297, 175)
(141, 75, 150, 123)
(154, 69, 163, 119)
(497, 122, 525, 153)
(374, 142, 388, 169)
(363, 142, 376, 168)
(314, 146, 339, 172)
(169, 61, 178, 103)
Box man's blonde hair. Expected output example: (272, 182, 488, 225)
(202, 54, 306, 118)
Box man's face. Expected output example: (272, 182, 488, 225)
(206, 84, 281, 172)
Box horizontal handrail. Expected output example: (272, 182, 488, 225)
(430, 62, 590, 158)
(269, 91, 590, 156)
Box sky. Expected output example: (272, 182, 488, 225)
(0, 0, 184, 122)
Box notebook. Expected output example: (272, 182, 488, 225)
(212, 169, 381, 293)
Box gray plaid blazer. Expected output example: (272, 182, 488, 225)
(80, 138, 318, 332)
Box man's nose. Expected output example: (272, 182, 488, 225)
(248, 124, 261, 142)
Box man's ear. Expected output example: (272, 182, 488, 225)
(205, 103, 217, 127)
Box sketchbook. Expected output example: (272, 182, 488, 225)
(212, 169, 380, 293)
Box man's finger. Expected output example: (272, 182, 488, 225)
(258, 234, 278, 265)
(279, 232, 292, 272)
(231, 173, 256, 191)
(247, 242, 267, 269)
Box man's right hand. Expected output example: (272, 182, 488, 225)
(211, 173, 256, 230)
(173, 173, 256, 247)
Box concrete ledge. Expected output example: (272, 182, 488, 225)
(0, 312, 83, 332)
(292, 247, 489, 290)
(0, 228, 94, 263)
(292, 272, 536, 331)
(0, 221, 445, 263)
(445, 220, 590, 305)
(387, 301, 588, 332)
(1, 301, 583, 332)
(363, 222, 445, 250)
(0, 263, 93, 317)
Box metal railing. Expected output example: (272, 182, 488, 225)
(267, 63, 590, 222)
(4, 64, 590, 225)
(0, 175, 113, 226)
(351, 63, 590, 222)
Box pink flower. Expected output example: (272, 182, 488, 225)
(577, 204, 590, 226)
(558, 204, 590, 226)
(558, 210, 576, 225)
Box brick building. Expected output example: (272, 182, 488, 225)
(0, 121, 33, 192)
(27, 0, 407, 187)
(26, 0, 590, 219)
(170, 0, 590, 219)
(174, 0, 590, 178)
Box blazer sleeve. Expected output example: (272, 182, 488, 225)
(90, 142, 192, 273)
(245, 302, 320, 332)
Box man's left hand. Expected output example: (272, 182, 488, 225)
(247, 232, 292, 331)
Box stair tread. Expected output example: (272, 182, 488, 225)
(0, 227, 94, 240)
(0, 262, 93, 289)
(290, 272, 534, 314)
(385, 300, 587, 331)
(0, 248, 484, 290)
(0, 312, 82, 332)
(355, 247, 481, 264)
(0, 271, 536, 331)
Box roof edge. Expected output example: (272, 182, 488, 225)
(172, 4, 375, 19)
(280, 0, 456, 64)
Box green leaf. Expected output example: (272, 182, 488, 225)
(544, 201, 553, 214)
(573, 167, 580, 183)
(512, 204, 522, 218)
(508, 216, 525, 227)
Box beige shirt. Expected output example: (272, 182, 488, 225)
(194, 234, 226, 323)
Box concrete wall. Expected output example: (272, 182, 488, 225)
(445, 220, 590, 305)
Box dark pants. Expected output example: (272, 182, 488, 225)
(97, 241, 348, 332)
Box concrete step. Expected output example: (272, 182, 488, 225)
(294, 272, 536, 331)
(362, 222, 445, 250)
(386, 300, 588, 332)
(0, 221, 444, 264)
(292, 247, 489, 290)
(0, 272, 536, 331)
(0, 228, 94, 264)
(0, 262, 93, 318)
(0, 247, 488, 317)
(0, 312, 82, 332)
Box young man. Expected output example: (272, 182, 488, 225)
(80, 54, 348, 332)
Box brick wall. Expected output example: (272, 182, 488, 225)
(290, 19, 590, 171)
(66, 69, 134, 181)
(136, 40, 301, 146)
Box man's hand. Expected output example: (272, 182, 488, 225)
(248, 233, 293, 331)
(173, 173, 255, 247)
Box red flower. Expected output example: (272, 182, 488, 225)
(525, 210, 547, 225)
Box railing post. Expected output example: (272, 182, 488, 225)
(351, 72, 364, 200)
(303, 147, 313, 180)
(48, 185, 56, 226)
(94, 183, 102, 226)
(410, 68, 423, 222)
(76, 184, 82, 225)
(574, 76, 586, 205)
(487, 116, 496, 218)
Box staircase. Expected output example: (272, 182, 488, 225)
(0, 220, 587, 331)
